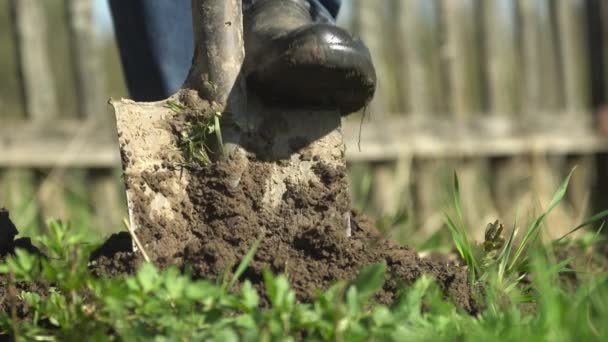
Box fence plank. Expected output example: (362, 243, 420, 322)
(518, 0, 542, 112)
(396, 0, 448, 237)
(66, 0, 124, 232)
(439, 0, 480, 119)
(483, 0, 526, 223)
(352, 0, 400, 216)
(8, 0, 67, 226)
(66, 0, 106, 123)
(352, 0, 389, 116)
(439, 0, 494, 238)
(592, 0, 608, 212)
(540, 1, 564, 112)
(399, 0, 433, 115)
(519, 0, 570, 238)
(8, 0, 58, 120)
(483, 0, 518, 117)
(557, 0, 594, 224)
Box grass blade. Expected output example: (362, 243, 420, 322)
(508, 169, 575, 271)
(444, 213, 477, 280)
(498, 228, 518, 280)
(554, 209, 608, 244)
(229, 237, 262, 290)
(498, 205, 521, 280)
(445, 214, 466, 260)
(596, 221, 606, 237)
(453, 172, 463, 222)
(446, 172, 477, 280)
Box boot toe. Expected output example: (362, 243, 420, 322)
(247, 24, 377, 115)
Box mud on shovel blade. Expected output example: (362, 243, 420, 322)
(111, 0, 245, 252)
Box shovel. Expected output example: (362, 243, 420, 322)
(111, 0, 351, 261)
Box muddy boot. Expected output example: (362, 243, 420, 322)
(243, 0, 376, 115)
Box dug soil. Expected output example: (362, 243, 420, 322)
(89, 152, 478, 313)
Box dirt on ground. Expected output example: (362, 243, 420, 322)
(88, 151, 478, 313)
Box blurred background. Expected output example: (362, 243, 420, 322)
(1, 0, 607, 251)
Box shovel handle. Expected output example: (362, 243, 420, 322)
(185, 0, 245, 106)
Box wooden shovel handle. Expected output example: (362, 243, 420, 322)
(185, 0, 245, 106)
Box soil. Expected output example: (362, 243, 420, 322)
(89, 152, 478, 313)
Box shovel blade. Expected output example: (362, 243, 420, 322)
(112, 98, 189, 240)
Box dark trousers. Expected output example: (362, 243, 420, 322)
(109, 0, 342, 101)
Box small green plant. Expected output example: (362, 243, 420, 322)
(177, 112, 224, 166)
(444, 172, 478, 283)
(445, 168, 608, 302)
(165, 100, 224, 166)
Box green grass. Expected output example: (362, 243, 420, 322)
(0, 172, 607, 340)
(166, 101, 225, 166)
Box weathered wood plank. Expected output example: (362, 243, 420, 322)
(519, 0, 571, 238)
(396, 0, 447, 234)
(439, 0, 494, 238)
(352, 0, 397, 216)
(539, 0, 564, 111)
(557, 0, 593, 226)
(8, 0, 58, 120)
(483, 0, 525, 222)
(483, 0, 518, 116)
(439, 0, 477, 119)
(8, 0, 65, 224)
(352, 0, 390, 116)
(66, 0, 106, 123)
(557, 0, 590, 111)
(399, 0, 432, 115)
(591, 0, 608, 212)
(66, 0, 124, 231)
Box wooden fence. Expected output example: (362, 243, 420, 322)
(1, 0, 123, 234)
(1, 0, 608, 243)
(346, 0, 608, 243)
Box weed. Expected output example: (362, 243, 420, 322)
(166, 100, 224, 166)
(172, 112, 224, 166)
(445, 168, 608, 307)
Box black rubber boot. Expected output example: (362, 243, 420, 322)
(243, 0, 376, 115)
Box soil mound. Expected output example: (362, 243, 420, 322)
(89, 156, 478, 313)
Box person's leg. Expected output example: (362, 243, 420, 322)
(108, 0, 193, 101)
(314, 0, 341, 19)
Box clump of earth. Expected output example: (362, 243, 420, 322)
(88, 152, 478, 313)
